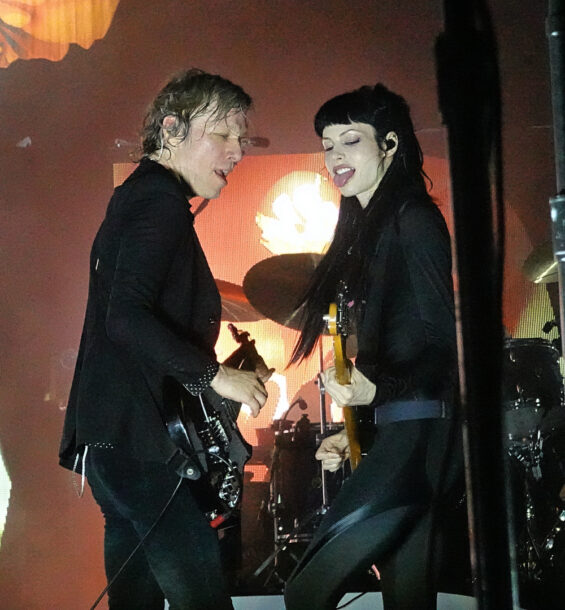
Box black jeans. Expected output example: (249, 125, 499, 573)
(86, 447, 234, 610)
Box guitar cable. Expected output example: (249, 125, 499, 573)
(88, 476, 184, 610)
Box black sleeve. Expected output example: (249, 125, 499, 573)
(103, 192, 219, 388)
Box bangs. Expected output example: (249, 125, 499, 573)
(314, 87, 376, 136)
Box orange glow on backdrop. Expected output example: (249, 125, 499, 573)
(0, 0, 120, 67)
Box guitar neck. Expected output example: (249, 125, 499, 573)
(327, 303, 362, 470)
(333, 334, 350, 385)
(223, 336, 264, 374)
(219, 333, 266, 421)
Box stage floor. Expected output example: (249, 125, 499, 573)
(230, 593, 480, 609)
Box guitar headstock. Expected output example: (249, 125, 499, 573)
(227, 323, 251, 346)
(325, 282, 350, 339)
(325, 281, 351, 385)
(224, 323, 266, 374)
(335, 284, 350, 339)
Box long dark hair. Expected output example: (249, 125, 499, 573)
(289, 83, 433, 364)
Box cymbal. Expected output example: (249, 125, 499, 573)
(215, 279, 264, 322)
(243, 253, 323, 329)
(522, 240, 558, 284)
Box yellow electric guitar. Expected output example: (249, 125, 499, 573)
(325, 292, 363, 470)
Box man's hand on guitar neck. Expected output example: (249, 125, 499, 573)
(315, 429, 350, 472)
(322, 365, 376, 407)
(210, 364, 269, 417)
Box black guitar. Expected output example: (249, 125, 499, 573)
(163, 324, 267, 525)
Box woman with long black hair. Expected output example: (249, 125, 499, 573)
(284, 83, 464, 609)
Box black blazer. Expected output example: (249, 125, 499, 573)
(59, 159, 221, 468)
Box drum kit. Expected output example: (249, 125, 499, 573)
(502, 337, 565, 608)
(507, 244, 565, 607)
(215, 246, 565, 598)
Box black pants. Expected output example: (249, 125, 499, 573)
(86, 447, 234, 610)
(284, 416, 464, 610)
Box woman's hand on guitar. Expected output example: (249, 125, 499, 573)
(315, 429, 350, 471)
(322, 365, 376, 407)
(210, 364, 268, 417)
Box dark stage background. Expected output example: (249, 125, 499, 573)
(0, 1, 559, 608)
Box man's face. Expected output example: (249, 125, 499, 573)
(166, 106, 248, 199)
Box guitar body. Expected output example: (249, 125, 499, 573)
(326, 301, 363, 471)
(162, 324, 262, 523)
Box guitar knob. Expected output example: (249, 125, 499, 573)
(186, 467, 195, 477)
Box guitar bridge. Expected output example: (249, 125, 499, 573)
(200, 414, 230, 454)
(218, 465, 242, 508)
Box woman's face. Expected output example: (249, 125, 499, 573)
(322, 122, 396, 207)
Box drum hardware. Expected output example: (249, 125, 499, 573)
(214, 278, 264, 322)
(267, 419, 347, 541)
(507, 428, 565, 607)
(242, 253, 323, 330)
(501, 337, 565, 607)
(252, 424, 335, 589)
(542, 509, 565, 560)
(268, 343, 346, 544)
(279, 397, 308, 426)
(316, 341, 332, 508)
(242, 254, 359, 357)
(507, 431, 544, 481)
(252, 343, 348, 589)
(502, 338, 563, 440)
(242, 256, 363, 587)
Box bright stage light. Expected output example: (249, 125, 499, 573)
(256, 172, 338, 255)
(0, 445, 12, 549)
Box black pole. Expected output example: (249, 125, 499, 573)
(547, 0, 565, 194)
(547, 2, 565, 362)
(435, 2, 514, 608)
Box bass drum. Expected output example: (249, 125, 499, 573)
(270, 422, 347, 544)
(502, 338, 564, 440)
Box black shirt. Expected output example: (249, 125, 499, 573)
(355, 196, 456, 405)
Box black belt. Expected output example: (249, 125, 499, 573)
(374, 399, 451, 426)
